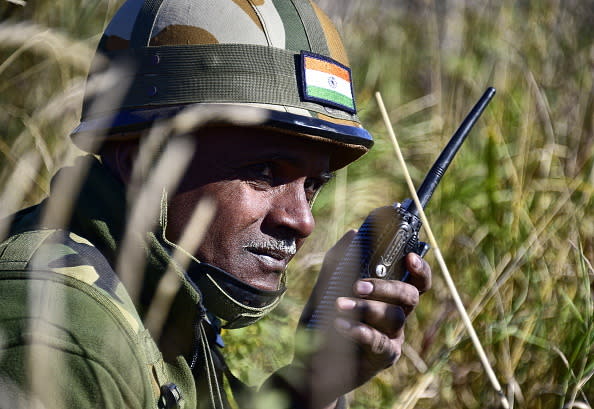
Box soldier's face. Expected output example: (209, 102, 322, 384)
(166, 127, 333, 291)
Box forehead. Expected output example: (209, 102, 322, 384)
(191, 126, 332, 169)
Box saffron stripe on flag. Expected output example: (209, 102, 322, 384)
(304, 57, 351, 82)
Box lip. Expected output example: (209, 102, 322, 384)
(245, 246, 292, 273)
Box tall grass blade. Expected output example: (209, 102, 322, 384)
(376, 91, 509, 409)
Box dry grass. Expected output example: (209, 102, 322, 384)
(0, 1, 593, 408)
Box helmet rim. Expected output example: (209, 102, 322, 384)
(71, 102, 373, 170)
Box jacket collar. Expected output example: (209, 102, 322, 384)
(56, 156, 202, 317)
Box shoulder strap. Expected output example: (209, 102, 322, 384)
(0, 230, 206, 407)
(0, 229, 146, 334)
(0, 229, 54, 271)
(0, 229, 171, 402)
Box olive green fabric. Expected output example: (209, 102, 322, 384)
(87, 0, 360, 124)
(86, 44, 360, 124)
(75, 0, 373, 170)
(287, 0, 329, 55)
(0, 156, 346, 409)
(0, 158, 201, 408)
(271, 0, 309, 53)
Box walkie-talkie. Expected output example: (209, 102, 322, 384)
(305, 87, 496, 329)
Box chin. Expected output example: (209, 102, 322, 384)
(220, 262, 283, 292)
(241, 273, 283, 292)
(226, 254, 286, 291)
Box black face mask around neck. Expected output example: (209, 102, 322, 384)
(186, 261, 286, 329)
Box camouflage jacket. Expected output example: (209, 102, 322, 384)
(0, 157, 348, 409)
(0, 157, 231, 409)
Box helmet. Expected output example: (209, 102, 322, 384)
(72, 0, 373, 170)
(75, 0, 374, 329)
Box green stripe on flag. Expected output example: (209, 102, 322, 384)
(307, 85, 354, 109)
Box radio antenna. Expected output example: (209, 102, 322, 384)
(410, 87, 496, 215)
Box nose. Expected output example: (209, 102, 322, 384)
(264, 180, 315, 239)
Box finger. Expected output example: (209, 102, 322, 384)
(352, 279, 420, 314)
(336, 297, 406, 338)
(334, 318, 402, 366)
(404, 253, 432, 294)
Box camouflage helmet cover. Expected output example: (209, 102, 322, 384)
(73, 0, 373, 170)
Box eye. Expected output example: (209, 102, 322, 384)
(240, 162, 274, 189)
(304, 172, 334, 203)
(304, 177, 325, 203)
(247, 162, 273, 179)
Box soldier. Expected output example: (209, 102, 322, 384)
(0, 0, 431, 408)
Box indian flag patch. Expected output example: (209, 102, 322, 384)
(300, 51, 356, 114)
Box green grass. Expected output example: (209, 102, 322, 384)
(1, 1, 593, 408)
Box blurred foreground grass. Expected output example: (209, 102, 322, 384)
(1, 0, 593, 408)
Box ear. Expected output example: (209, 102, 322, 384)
(101, 140, 139, 186)
(114, 141, 138, 186)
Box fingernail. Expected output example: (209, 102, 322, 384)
(411, 254, 421, 270)
(336, 298, 356, 310)
(356, 280, 374, 295)
(335, 318, 351, 332)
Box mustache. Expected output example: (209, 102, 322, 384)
(243, 238, 297, 258)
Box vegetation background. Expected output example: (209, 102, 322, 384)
(0, 0, 592, 408)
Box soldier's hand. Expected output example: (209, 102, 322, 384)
(295, 230, 432, 408)
(334, 252, 431, 376)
